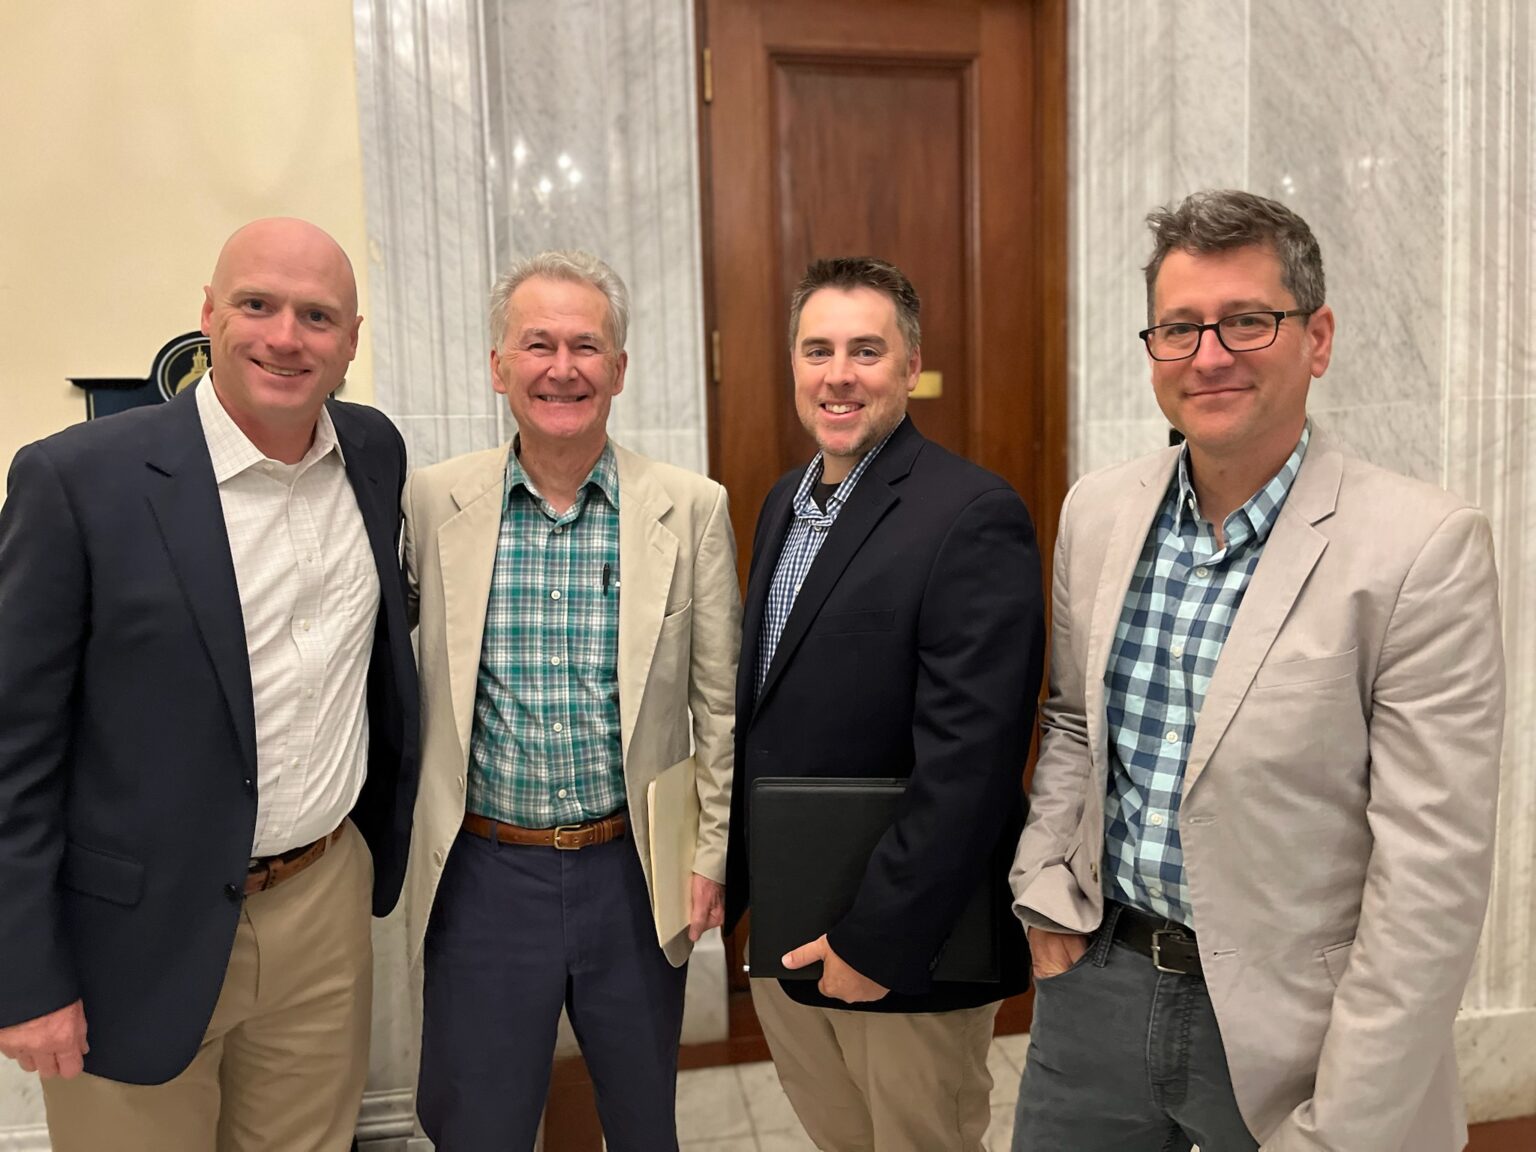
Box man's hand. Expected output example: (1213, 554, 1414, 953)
(0, 1000, 89, 1080)
(688, 873, 725, 942)
(782, 935, 889, 1003)
(1028, 926, 1090, 980)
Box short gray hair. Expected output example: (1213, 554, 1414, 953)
(488, 249, 631, 351)
(1143, 190, 1326, 321)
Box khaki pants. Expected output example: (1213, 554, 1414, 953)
(43, 820, 374, 1152)
(751, 974, 998, 1152)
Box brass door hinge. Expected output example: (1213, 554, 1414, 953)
(702, 47, 714, 104)
(711, 329, 722, 385)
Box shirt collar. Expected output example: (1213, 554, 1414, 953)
(507, 438, 620, 512)
(791, 420, 902, 522)
(1174, 420, 1311, 547)
(196, 371, 344, 483)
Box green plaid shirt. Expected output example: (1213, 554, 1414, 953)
(467, 441, 625, 826)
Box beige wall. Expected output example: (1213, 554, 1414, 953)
(0, 3, 373, 497)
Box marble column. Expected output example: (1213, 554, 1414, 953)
(1070, 0, 1536, 1122)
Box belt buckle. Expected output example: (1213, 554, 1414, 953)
(1151, 928, 1190, 974)
(551, 824, 585, 850)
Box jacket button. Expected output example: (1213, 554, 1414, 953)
(225, 883, 242, 901)
(243, 778, 255, 793)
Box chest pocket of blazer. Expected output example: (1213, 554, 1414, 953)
(816, 609, 895, 635)
(61, 842, 145, 907)
(1252, 647, 1358, 690)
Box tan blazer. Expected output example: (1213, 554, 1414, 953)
(401, 441, 740, 968)
(1010, 429, 1504, 1151)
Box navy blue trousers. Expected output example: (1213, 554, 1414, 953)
(417, 827, 688, 1152)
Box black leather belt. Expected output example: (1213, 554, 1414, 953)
(1111, 902, 1202, 976)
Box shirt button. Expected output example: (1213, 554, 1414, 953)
(304, 688, 315, 699)
(1149, 812, 1165, 827)
(793, 584, 801, 594)
(554, 526, 565, 534)
(290, 756, 300, 767)
(553, 722, 563, 733)
(551, 590, 562, 600)
(558, 788, 568, 798)
(1171, 643, 1184, 659)
(299, 619, 310, 631)
(550, 656, 561, 666)
(1148, 883, 1164, 896)
(1165, 730, 1179, 744)
(1195, 567, 1210, 579)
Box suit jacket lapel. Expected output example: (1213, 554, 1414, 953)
(615, 445, 677, 760)
(330, 404, 407, 644)
(753, 423, 917, 711)
(1183, 435, 1340, 798)
(738, 482, 794, 722)
(143, 388, 258, 779)
(438, 444, 510, 759)
(1086, 448, 1180, 773)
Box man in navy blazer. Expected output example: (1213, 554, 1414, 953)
(0, 218, 419, 1152)
(725, 257, 1045, 1151)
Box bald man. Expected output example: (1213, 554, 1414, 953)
(0, 218, 420, 1151)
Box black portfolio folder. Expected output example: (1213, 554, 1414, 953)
(749, 777, 1000, 983)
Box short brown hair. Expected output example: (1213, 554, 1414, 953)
(1143, 190, 1326, 321)
(788, 257, 921, 355)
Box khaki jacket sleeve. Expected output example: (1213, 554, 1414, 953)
(687, 483, 741, 884)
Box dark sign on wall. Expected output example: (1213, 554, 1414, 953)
(71, 332, 211, 419)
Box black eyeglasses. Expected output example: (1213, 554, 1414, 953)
(1138, 309, 1315, 361)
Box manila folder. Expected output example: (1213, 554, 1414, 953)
(646, 755, 699, 944)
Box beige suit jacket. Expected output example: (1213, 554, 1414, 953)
(1010, 429, 1504, 1151)
(401, 440, 740, 969)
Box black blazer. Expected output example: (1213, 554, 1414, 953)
(0, 384, 420, 1084)
(726, 418, 1045, 1013)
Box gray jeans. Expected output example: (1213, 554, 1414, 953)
(1012, 905, 1259, 1152)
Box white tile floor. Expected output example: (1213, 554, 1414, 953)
(674, 1033, 1032, 1152)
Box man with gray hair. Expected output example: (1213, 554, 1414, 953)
(400, 250, 741, 1149)
(1010, 189, 1503, 1151)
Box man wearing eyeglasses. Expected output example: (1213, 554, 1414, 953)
(1009, 189, 1504, 1152)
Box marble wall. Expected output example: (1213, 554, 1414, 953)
(1070, 0, 1536, 1122)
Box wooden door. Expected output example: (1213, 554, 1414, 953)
(702, 0, 1068, 585)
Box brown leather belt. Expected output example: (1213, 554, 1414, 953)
(462, 811, 627, 851)
(246, 825, 346, 896)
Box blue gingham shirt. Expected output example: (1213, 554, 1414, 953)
(467, 442, 625, 827)
(1103, 424, 1310, 925)
(754, 425, 900, 696)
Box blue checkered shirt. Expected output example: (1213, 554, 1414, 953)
(754, 426, 899, 696)
(1103, 424, 1311, 925)
(467, 442, 625, 827)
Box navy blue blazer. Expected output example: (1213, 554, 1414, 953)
(0, 384, 420, 1084)
(725, 418, 1045, 1014)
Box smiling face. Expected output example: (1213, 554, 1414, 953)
(792, 286, 920, 482)
(492, 276, 626, 458)
(200, 218, 361, 436)
(1150, 243, 1334, 465)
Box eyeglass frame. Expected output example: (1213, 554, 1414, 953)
(1137, 309, 1316, 362)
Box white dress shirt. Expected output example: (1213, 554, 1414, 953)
(196, 375, 380, 856)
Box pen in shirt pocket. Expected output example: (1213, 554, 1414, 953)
(602, 562, 620, 597)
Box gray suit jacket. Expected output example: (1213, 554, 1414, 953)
(1010, 429, 1504, 1151)
(400, 441, 740, 969)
